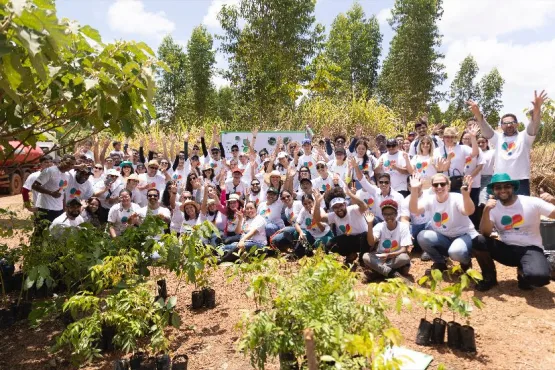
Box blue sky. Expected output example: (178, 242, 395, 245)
(58, 0, 555, 120)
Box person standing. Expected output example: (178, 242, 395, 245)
(22, 155, 53, 212)
(467, 90, 548, 195)
(474, 173, 555, 291)
(375, 139, 410, 197)
(32, 154, 76, 224)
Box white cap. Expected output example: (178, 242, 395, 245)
(277, 152, 288, 159)
(106, 169, 120, 176)
(329, 197, 346, 208)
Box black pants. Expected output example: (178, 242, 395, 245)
(325, 232, 369, 259)
(33, 208, 64, 240)
(98, 206, 110, 224)
(473, 235, 551, 287)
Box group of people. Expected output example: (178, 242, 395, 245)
(22, 90, 554, 291)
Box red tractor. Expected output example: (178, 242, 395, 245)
(0, 141, 44, 195)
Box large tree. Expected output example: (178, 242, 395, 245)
(218, 0, 323, 122)
(325, 3, 382, 98)
(448, 55, 479, 119)
(154, 36, 189, 127)
(187, 25, 215, 119)
(214, 86, 235, 122)
(478, 67, 504, 124)
(0, 0, 160, 163)
(377, 0, 446, 121)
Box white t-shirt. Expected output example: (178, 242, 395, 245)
(138, 173, 166, 195)
(312, 174, 345, 194)
(225, 179, 248, 199)
(326, 204, 367, 236)
(23, 171, 41, 206)
(88, 175, 105, 188)
(373, 221, 412, 253)
(138, 205, 171, 240)
(489, 130, 534, 180)
(284, 200, 303, 226)
(49, 214, 84, 236)
(66, 175, 93, 202)
(241, 215, 267, 244)
(296, 207, 330, 238)
(199, 211, 227, 233)
(400, 192, 431, 226)
(419, 193, 478, 238)
(107, 202, 141, 236)
(355, 156, 375, 178)
(34, 166, 70, 211)
(410, 154, 437, 181)
(93, 179, 123, 209)
(206, 157, 225, 178)
(359, 178, 405, 220)
(489, 195, 555, 248)
(480, 149, 496, 176)
(257, 201, 285, 228)
(379, 151, 408, 192)
(327, 160, 348, 182)
(462, 148, 485, 188)
(171, 168, 188, 188)
(297, 154, 318, 178)
(169, 202, 184, 232)
(356, 188, 378, 216)
(409, 136, 444, 157)
(434, 145, 473, 176)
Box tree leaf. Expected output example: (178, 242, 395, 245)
(167, 296, 177, 309)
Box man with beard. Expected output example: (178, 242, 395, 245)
(313, 186, 369, 266)
(467, 90, 548, 195)
(474, 173, 555, 291)
(137, 189, 171, 241)
(49, 198, 85, 237)
(65, 168, 93, 202)
(247, 179, 262, 207)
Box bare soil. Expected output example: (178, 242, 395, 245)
(1, 195, 554, 370)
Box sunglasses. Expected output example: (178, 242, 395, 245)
(183, 195, 193, 200)
(190, 176, 197, 180)
(94, 166, 103, 170)
(316, 165, 326, 170)
(232, 148, 239, 152)
(493, 184, 513, 191)
(432, 182, 448, 188)
(179, 155, 186, 159)
(251, 183, 260, 186)
(192, 147, 199, 150)
(378, 181, 390, 185)
(382, 212, 397, 217)
(147, 194, 159, 198)
(386, 144, 397, 148)
(300, 170, 310, 173)
(281, 195, 291, 200)
(336, 140, 345, 144)
(502, 121, 517, 125)
(443, 136, 455, 139)
(148, 166, 158, 169)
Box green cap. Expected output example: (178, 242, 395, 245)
(486, 173, 520, 195)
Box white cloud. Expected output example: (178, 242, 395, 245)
(107, 0, 175, 39)
(203, 0, 240, 29)
(376, 7, 391, 26)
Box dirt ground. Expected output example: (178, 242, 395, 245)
(1, 194, 554, 370)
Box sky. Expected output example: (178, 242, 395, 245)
(57, 0, 555, 119)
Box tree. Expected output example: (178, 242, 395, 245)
(448, 55, 479, 119)
(187, 26, 216, 119)
(154, 36, 189, 127)
(325, 3, 382, 98)
(0, 0, 161, 164)
(218, 0, 323, 123)
(214, 86, 235, 122)
(377, 0, 446, 121)
(478, 67, 504, 124)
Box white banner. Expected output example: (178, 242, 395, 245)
(221, 131, 306, 156)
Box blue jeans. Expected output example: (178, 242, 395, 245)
(410, 223, 427, 249)
(222, 240, 266, 253)
(270, 226, 298, 251)
(417, 229, 472, 264)
(265, 222, 281, 238)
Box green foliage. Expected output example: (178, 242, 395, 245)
(0, 0, 162, 160)
(323, 3, 382, 98)
(377, 0, 446, 122)
(447, 54, 479, 121)
(188, 25, 216, 119)
(218, 0, 324, 123)
(478, 67, 505, 124)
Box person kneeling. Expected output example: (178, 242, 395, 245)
(475, 173, 555, 291)
(362, 200, 411, 282)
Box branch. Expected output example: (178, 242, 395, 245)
(303, 329, 318, 370)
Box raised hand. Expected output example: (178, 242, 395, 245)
(531, 90, 548, 115)
(363, 210, 375, 225)
(348, 156, 358, 168)
(184, 132, 189, 142)
(466, 100, 482, 119)
(468, 122, 480, 137)
(355, 126, 362, 138)
(409, 173, 422, 189)
(435, 157, 449, 172)
(485, 195, 497, 210)
(252, 128, 258, 137)
(322, 126, 330, 139)
(540, 192, 555, 205)
(461, 175, 473, 193)
(312, 188, 323, 203)
(200, 127, 205, 137)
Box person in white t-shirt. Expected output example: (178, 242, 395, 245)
(220, 200, 268, 262)
(22, 155, 53, 212)
(362, 200, 412, 281)
(409, 173, 485, 273)
(137, 188, 171, 240)
(49, 198, 85, 237)
(313, 186, 369, 266)
(312, 161, 345, 194)
(93, 168, 123, 223)
(269, 189, 303, 252)
(375, 139, 410, 197)
(292, 193, 333, 258)
(473, 173, 555, 291)
(468, 90, 548, 196)
(107, 189, 141, 238)
(65, 169, 93, 203)
(257, 187, 285, 237)
(295, 139, 318, 178)
(137, 160, 168, 196)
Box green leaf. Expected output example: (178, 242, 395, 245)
(84, 78, 98, 91)
(472, 296, 484, 310)
(466, 269, 483, 282)
(2, 54, 22, 89)
(79, 25, 102, 43)
(166, 296, 177, 309)
(417, 275, 428, 286)
(320, 355, 335, 362)
(431, 269, 443, 283)
(37, 265, 50, 278)
(170, 313, 181, 328)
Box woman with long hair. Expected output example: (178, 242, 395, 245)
(199, 186, 227, 245)
(292, 193, 333, 257)
(185, 172, 203, 203)
(119, 161, 134, 181)
(223, 193, 244, 244)
(81, 197, 102, 228)
(459, 125, 484, 208)
(410, 135, 437, 189)
(179, 199, 200, 233)
(269, 189, 303, 252)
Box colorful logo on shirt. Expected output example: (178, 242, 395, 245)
(338, 224, 352, 235)
(288, 211, 295, 223)
(500, 214, 524, 230)
(358, 163, 369, 171)
(68, 188, 81, 198)
(303, 161, 313, 168)
(415, 161, 428, 174)
(260, 207, 270, 217)
(321, 183, 331, 192)
(58, 179, 68, 190)
(384, 160, 396, 172)
(211, 162, 218, 168)
(149, 182, 156, 188)
(121, 216, 129, 223)
(433, 212, 449, 228)
(382, 239, 399, 253)
(305, 217, 318, 229)
(173, 174, 182, 180)
(464, 156, 472, 169)
(364, 198, 375, 207)
(502, 141, 517, 156)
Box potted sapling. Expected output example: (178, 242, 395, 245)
(417, 269, 448, 346)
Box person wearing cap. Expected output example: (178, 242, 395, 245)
(375, 139, 411, 197)
(225, 168, 248, 200)
(107, 188, 141, 238)
(468, 91, 548, 196)
(407, 132, 417, 143)
(137, 159, 167, 196)
(275, 151, 293, 176)
(313, 186, 369, 266)
(93, 168, 124, 223)
(32, 154, 76, 225)
(409, 173, 484, 274)
(49, 198, 85, 237)
(66, 167, 93, 203)
(119, 160, 134, 181)
(295, 138, 318, 178)
(201, 163, 217, 187)
(257, 186, 286, 237)
(222, 193, 244, 243)
(362, 200, 412, 281)
(124, 173, 146, 207)
(473, 173, 555, 291)
(351, 157, 404, 222)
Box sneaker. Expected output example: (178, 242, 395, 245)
(517, 269, 534, 290)
(460, 261, 472, 272)
(475, 279, 498, 292)
(420, 252, 432, 262)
